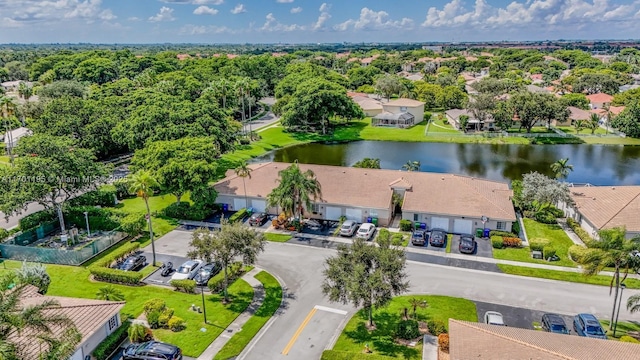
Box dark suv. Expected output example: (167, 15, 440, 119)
(248, 212, 268, 226)
(122, 341, 182, 360)
(429, 229, 447, 247)
(411, 229, 427, 246)
(541, 313, 569, 334)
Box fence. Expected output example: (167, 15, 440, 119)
(0, 231, 128, 265)
(9, 221, 59, 246)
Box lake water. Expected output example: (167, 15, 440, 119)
(253, 141, 640, 185)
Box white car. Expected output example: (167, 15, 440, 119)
(484, 311, 506, 326)
(171, 260, 203, 281)
(339, 220, 359, 237)
(356, 223, 376, 240)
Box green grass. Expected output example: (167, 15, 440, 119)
(506, 126, 554, 134)
(493, 219, 577, 267)
(0, 155, 10, 166)
(264, 233, 292, 242)
(601, 320, 640, 339)
(117, 193, 185, 239)
(497, 264, 640, 289)
(427, 118, 459, 134)
(333, 295, 477, 359)
(445, 234, 453, 253)
(557, 126, 608, 135)
(581, 136, 640, 145)
(213, 271, 283, 360)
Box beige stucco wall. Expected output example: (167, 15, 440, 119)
(75, 313, 121, 360)
(402, 212, 513, 233)
(383, 104, 425, 123)
(363, 108, 383, 117)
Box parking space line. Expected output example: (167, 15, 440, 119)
(281, 307, 317, 355)
(314, 305, 348, 315)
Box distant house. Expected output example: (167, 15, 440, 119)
(586, 93, 613, 109)
(529, 73, 544, 84)
(3, 127, 32, 150)
(559, 185, 640, 239)
(405, 74, 423, 81)
(371, 98, 425, 128)
(445, 109, 495, 131)
(526, 84, 550, 94)
(555, 106, 591, 126)
(348, 93, 384, 117)
(1, 80, 32, 92)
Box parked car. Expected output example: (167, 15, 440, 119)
(249, 212, 268, 226)
(411, 229, 427, 246)
(339, 220, 359, 237)
(484, 311, 506, 326)
(122, 340, 182, 360)
(171, 260, 203, 281)
(541, 313, 570, 334)
(458, 235, 477, 254)
(429, 229, 447, 247)
(194, 263, 221, 286)
(356, 223, 376, 240)
(573, 313, 607, 339)
(118, 254, 146, 272)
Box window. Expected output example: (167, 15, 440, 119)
(107, 315, 118, 331)
(310, 203, 320, 213)
(413, 214, 419, 221)
(496, 221, 506, 230)
(370, 209, 378, 217)
(400, 106, 407, 112)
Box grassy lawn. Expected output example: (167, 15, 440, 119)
(0, 155, 9, 166)
(601, 320, 640, 340)
(355, 118, 429, 142)
(332, 295, 477, 359)
(506, 126, 554, 134)
(581, 136, 640, 145)
(445, 234, 453, 253)
(427, 118, 459, 134)
(424, 132, 532, 144)
(117, 193, 185, 240)
(557, 126, 608, 135)
(213, 271, 283, 360)
(497, 264, 640, 289)
(493, 219, 577, 267)
(263, 233, 292, 242)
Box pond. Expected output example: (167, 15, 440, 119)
(253, 141, 640, 185)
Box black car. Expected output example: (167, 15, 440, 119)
(458, 235, 476, 254)
(541, 313, 570, 334)
(194, 263, 221, 286)
(411, 229, 427, 246)
(248, 212, 268, 226)
(122, 341, 182, 360)
(429, 229, 447, 247)
(118, 254, 146, 271)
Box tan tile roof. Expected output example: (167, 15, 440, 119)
(385, 98, 425, 107)
(586, 93, 614, 103)
(449, 319, 640, 360)
(568, 106, 591, 120)
(214, 163, 515, 221)
(570, 185, 640, 232)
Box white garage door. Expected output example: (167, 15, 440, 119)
(325, 206, 342, 220)
(233, 198, 247, 211)
(345, 208, 362, 222)
(431, 217, 450, 232)
(251, 200, 266, 212)
(453, 219, 473, 234)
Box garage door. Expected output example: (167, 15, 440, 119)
(251, 200, 266, 212)
(431, 217, 450, 232)
(233, 198, 247, 211)
(325, 207, 342, 220)
(453, 219, 473, 234)
(345, 208, 362, 222)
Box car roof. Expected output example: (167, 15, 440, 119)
(145, 341, 178, 353)
(460, 236, 474, 242)
(414, 229, 426, 234)
(343, 220, 356, 225)
(360, 223, 374, 229)
(542, 313, 565, 324)
(431, 229, 447, 233)
(578, 313, 598, 322)
(485, 311, 504, 323)
(182, 260, 200, 267)
(202, 263, 215, 270)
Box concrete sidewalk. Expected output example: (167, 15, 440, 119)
(556, 218, 587, 246)
(196, 267, 265, 360)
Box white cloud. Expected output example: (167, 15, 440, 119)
(0, 0, 118, 27)
(231, 4, 247, 14)
(193, 6, 219, 15)
(276, 0, 294, 3)
(336, 7, 414, 31)
(128, 17, 141, 21)
(291, 7, 302, 14)
(180, 24, 233, 34)
(260, 12, 304, 31)
(160, 0, 224, 4)
(312, 2, 331, 30)
(149, 6, 175, 22)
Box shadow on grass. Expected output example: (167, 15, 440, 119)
(344, 310, 420, 359)
(209, 289, 254, 313)
(288, 121, 367, 143)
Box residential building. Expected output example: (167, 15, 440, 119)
(372, 98, 425, 127)
(3, 127, 32, 150)
(555, 106, 591, 126)
(526, 84, 551, 94)
(529, 73, 544, 84)
(1, 80, 32, 92)
(348, 92, 384, 117)
(445, 109, 495, 131)
(448, 319, 640, 360)
(213, 162, 516, 232)
(619, 84, 640, 92)
(559, 185, 640, 239)
(586, 93, 614, 109)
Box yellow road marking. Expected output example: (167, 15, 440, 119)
(281, 307, 318, 355)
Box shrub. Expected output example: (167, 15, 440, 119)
(158, 309, 174, 328)
(92, 321, 131, 360)
(567, 218, 594, 244)
(511, 221, 521, 235)
(568, 245, 591, 263)
(502, 237, 523, 248)
(620, 335, 640, 343)
(535, 212, 557, 224)
(320, 350, 398, 360)
(438, 333, 450, 352)
(0, 228, 9, 241)
(399, 219, 412, 231)
(168, 316, 186, 332)
(229, 208, 248, 223)
(64, 206, 120, 231)
(170, 279, 196, 294)
(543, 246, 557, 259)
(391, 233, 404, 246)
(92, 243, 140, 268)
(143, 298, 166, 314)
(490, 230, 513, 237)
(208, 261, 245, 292)
(548, 205, 565, 218)
(120, 213, 146, 236)
(491, 236, 504, 249)
(69, 187, 117, 207)
(114, 179, 133, 199)
(162, 202, 209, 221)
(427, 319, 447, 336)
(376, 228, 391, 246)
(396, 319, 420, 340)
(19, 210, 56, 231)
(89, 267, 144, 285)
(529, 238, 550, 251)
(128, 323, 153, 343)
(146, 310, 161, 329)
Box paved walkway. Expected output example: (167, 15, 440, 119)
(196, 267, 266, 360)
(556, 218, 587, 246)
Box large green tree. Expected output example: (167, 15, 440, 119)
(322, 238, 410, 327)
(267, 162, 322, 219)
(611, 102, 640, 138)
(572, 73, 621, 95)
(509, 92, 566, 133)
(73, 57, 118, 84)
(374, 74, 403, 101)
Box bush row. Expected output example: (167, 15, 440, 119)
(93, 321, 131, 360)
(144, 299, 185, 332)
(229, 208, 248, 223)
(161, 201, 210, 221)
(568, 244, 592, 263)
(89, 243, 143, 285)
(427, 319, 448, 336)
(170, 279, 197, 294)
(208, 262, 244, 292)
(491, 236, 523, 249)
(490, 230, 515, 238)
(93, 243, 140, 268)
(399, 219, 412, 232)
(65, 206, 121, 231)
(19, 210, 57, 231)
(68, 187, 117, 208)
(320, 350, 398, 360)
(529, 238, 550, 251)
(543, 246, 557, 259)
(566, 218, 594, 244)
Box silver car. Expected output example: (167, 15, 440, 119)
(171, 259, 203, 281)
(339, 220, 358, 237)
(356, 223, 376, 240)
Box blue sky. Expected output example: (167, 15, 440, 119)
(1, 0, 640, 43)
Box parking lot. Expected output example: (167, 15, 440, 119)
(475, 301, 576, 334)
(451, 235, 494, 258)
(142, 252, 190, 286)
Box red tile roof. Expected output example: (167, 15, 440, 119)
(586, 93, 613, 103)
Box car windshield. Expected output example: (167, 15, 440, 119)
(177, 266, 190, 274)
(586, 325, 604, 335)
(461, 239, 472, 245)
(341, 224, 352, 229)
(358, 227, 368, 233)
(124, 258, 135, 263)
(551, 324, 566, 332)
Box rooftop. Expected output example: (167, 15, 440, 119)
(385, 98, 425, 107)
(568, 106, 592, 120)
(570, 185, 640, 233)
(586, 93, 614, 103)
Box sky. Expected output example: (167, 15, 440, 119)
(1, 0, 640, 44)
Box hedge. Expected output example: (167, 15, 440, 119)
(68, 187, 117, 207)
(208, 262, 244, 292)
(502, 237, 523, 248)
(491, 236, 504, 249)
(19, 210, 57, 231)
(568, 245, 591, 263)
(529, 238, 550, 252)
(427, 319, 448, 336)
(90, 267, 144, 285)
(93, 321, 131, 360)
(0, 228, 8, 241)
(396, 319, 420, 340)
(93, 243, 140, 268)
(566, 218, 594, 244)
(543, 246, 557, 259)
(399, 219, 412, 231)
(391, 233, 404, 246)
(229, 208, 248, 223)
(320, 351, 398, 360)
(162, 201, 210, 221)
(620, 336, 640, 343)
(490, 230, 514, 237)
(168, 316, 186, 332)
(170, 279, 197, 294)
(64, 206, 120, 231)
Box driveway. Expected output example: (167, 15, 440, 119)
(142, 252, 190, 287)
(475, 301, 576, 334)
(407, 231, 446, 253)
(451, 235, 493, 258)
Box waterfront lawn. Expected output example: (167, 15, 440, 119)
(506, 126, 554, 134)
(493, 219, 577, 268)
(497, 264, 640, 289)
(581, 136, 640, 145)
(332, 295, 477, 359)
(353, 118, 429, 142)
(264, 233, 292, 242)
(557, 126, 608, 135)
(428, 118, 459, 133)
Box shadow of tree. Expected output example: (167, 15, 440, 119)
(343, 310, 420, 359)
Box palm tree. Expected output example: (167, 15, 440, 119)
(402, 160, 421, 172)
(210, 78, 232, 109)
(236, 78, 251, 134)
(627, 294, 640, 314)
(267, 161, 322, 220)
(234, 161, 252, 209)
(574, 119, 586, 134)
(586, 113, 600, 135)
(96, 285, 125, 301)
(579, 227, 640, 331)
(128, 170, 160, 266)
(128, 323, 152, 343)
(408, 298, 428, 319)
(603, 103, 613, 133)
(550, 158, 573, 180)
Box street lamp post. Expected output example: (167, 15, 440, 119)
(613, 283, 627, 337)
(83, 211, 90, 237)
(201, 284, 207, 324)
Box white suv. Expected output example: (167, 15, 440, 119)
(339, 220, 358, 237)
(356, 223, 376, 240)
(484, 311, 506, 326)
